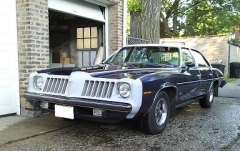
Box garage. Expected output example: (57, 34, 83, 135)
(48, 0, 109, 68)
(0, 0, 20, 116)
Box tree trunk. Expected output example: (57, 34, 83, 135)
(172, 0, 180, 36)
(160, 11, 172, 38)
(130, 0, 161, 43)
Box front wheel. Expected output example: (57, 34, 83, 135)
(140, 91, 170, 134)
(199, 84, 215, 108)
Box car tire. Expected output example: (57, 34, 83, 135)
(214, 83, 218, 97)
(199, 84, 215, 108)
(140, 91, 170, 134)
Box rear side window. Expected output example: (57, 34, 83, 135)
(190, 50, 209, 67)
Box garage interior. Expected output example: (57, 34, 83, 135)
(49, 9, 105, 68)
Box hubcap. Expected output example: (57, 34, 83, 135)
(155, 98, 168, 126)
(209, 86, 214, 103)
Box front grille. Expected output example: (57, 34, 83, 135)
(43, 77, 68, 94)
(81, 80, 115, 98)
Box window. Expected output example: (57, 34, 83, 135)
(105, 46, 180, 66)
(191, 50, 209, 67)
(108, 47, 132, 65)
(77, 27, 98, 49)
(181, 48, 194, 66)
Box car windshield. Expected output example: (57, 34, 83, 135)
(104, 46, 180, 67)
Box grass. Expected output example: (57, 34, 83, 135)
(225, 78, 235, 83)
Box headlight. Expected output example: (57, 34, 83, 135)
(34, 76, 44, 90)
(118, 83, 131, 98)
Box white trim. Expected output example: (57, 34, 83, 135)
(14, 1, 20, 115)
(123, 0, 127, 46)
(105, 7, 109, 58)
(28, 71, 143, 119)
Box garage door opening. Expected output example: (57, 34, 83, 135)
(49, 9, 105, 68)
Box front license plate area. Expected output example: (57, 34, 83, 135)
(55, 104, 74, 119)
(93, 108, 102, 117)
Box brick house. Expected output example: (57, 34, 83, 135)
(0, 0, 127, 116)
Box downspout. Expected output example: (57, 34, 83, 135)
(105, 7, 109, 58)
(228, 35, 232, 78)
(123, 0, 127, 46)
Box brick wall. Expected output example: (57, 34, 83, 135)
(16, 0, 49, 116)
(108, 0, 123, 55)
(162, 35, 229, 76)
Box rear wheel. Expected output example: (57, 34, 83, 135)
(199, 84, 214, 108)
(140, 91, 170, 134)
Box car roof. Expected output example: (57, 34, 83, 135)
(126, 44, 187, 48)
(125, 44, 200, 53)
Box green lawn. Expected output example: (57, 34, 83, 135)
(225, 78, 235, 83)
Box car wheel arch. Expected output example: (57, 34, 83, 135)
(144, 86, 177, 118)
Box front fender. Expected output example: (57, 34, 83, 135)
(133, 79, 177, 119)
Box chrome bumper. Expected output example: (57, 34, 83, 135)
(24, 92, 132, 113)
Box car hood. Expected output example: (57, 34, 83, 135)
(90, 68, 176, 79)
(37, 66, 177, 80)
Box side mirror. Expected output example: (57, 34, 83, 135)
(185, 62, 195, 71)
(186, 62, 195, 67)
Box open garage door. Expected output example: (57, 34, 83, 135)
(0, 0, 20, 116)
(48, 0, 105, 22)
(49, 0, 106, 68)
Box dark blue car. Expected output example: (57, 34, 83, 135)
(24, 44, 226, 134)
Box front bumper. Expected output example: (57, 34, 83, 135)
(24, 92, 132, 113)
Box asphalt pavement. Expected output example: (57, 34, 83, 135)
(219, 79, 240, 98)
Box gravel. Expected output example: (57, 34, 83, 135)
(0, 97, 240, 151)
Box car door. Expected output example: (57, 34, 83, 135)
(190, 49, 213, 96)
(177, 48, 201, 104)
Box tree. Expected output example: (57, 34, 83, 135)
(128, 0, 240, 38)
(183, 0, 240, 36)
(128, 0, 162, 43)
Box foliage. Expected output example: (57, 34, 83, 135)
(225, 78, 235, 83)
(183, 0, 240, 36)
(127, 0, 143, 13)
(126, 13, 131, 36)
(230, 38, 240, 46)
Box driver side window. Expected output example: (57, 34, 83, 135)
(181, 48, 195, 67)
